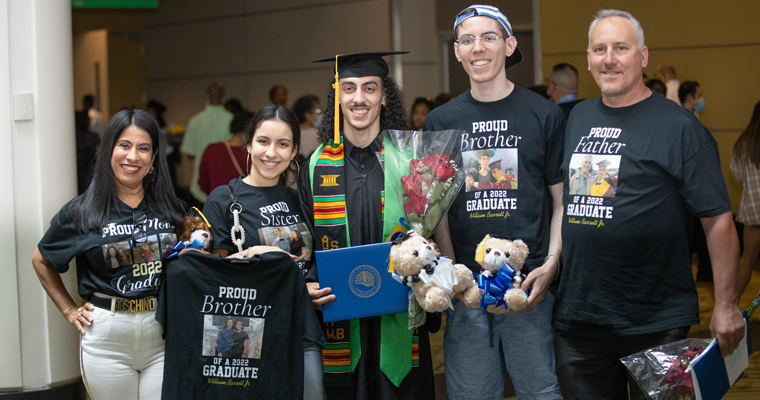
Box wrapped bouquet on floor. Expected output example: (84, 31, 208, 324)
(620, 289, 758, 400)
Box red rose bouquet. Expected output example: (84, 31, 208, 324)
(382, 130, 466, 238)
(620, 288, 759, 400)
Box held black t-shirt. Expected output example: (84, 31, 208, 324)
(555, 94, 731, 335)
(204, 178, 313, 274)
(156, 251, 325, 400)
(423, 86, 566, 273)
(37, 198, 177, 300)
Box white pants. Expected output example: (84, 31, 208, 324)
(80, 307, 165, 400)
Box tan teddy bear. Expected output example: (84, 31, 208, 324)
(389, 231, 482, 312)
(474, 234, 530, 313)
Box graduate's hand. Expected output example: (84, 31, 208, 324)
(306, 282, 335, 311)
(65, 303, 95, 334)
(427, 239, 441, 257)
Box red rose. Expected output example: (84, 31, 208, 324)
(410, 159, 425, 174)
(407, 191, 428, 215)
(434, 163, 456, 181)
(401, 174, 416, 192)
(403, 199, 414, 216)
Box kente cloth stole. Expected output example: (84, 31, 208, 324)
(309, 138, 413, 388)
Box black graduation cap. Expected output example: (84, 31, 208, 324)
(312, 51, 409, 78)
(311, 51, 409, 144)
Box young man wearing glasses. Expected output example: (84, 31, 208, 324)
(426, 5, 565, 400)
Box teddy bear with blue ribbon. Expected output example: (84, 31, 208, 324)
(474, 235, 531, 313)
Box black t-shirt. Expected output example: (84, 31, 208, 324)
(555, 94, 731, 335)
(423, 86, 566, 273)
(157, 251, 324, 400)
(203, 178, 312, 274)
(37, 198, 177, 300)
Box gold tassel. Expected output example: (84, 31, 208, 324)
(475, 235, 489, 262)
(192, 206, 212, 228)
(332, 54, 341, 145)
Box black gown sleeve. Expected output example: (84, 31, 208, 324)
(297, 159, 319, 283)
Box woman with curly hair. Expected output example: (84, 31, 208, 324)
(731, 100, 760, 297)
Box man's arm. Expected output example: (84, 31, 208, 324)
(702, 211, 745, 357)
(518, 182, 562, 312)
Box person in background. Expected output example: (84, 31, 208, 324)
(198, 111, 254, 196)
(731, 100, 760, 297)
(655, 61, 681, 105)
(433, 92, 454, 108)
(82, 94, 105, 140)
(75, 110, 99, 195)
(224, 98, 246, 115)
(181, 82, 234, 205)
(293, 95, 322, 159)
(269, 84, 288, 107)
(409, 97, 434, 130)
(645, 78, 667, 97)
(549, 63, 584, 117)
(679, 80, 704, 119)
(32, 107, 185, 400)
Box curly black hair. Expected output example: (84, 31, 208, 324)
(316, 76, 409, 144)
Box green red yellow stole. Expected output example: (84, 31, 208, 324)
(309, 138, 415, 388)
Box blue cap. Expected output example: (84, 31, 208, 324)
(453, 5, 523, 68)
(454, 4, 513, 36)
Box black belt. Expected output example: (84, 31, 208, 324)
(90, 296, 157, 312)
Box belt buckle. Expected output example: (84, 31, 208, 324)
(113, 298, 155, 312)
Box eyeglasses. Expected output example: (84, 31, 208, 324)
(456, 34, 503, 48)
(133, 210, 148, 245)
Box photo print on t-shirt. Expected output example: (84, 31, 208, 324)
(159, 233, 177, 259)
(462, 148, 518, 192)
(567, 153, 620, 198)
(257, 223, 313, 273)
(132, 234, 161, 263)
(102, 240, 132, 268)
(203, 314, 265, 359)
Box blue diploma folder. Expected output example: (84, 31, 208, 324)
(315, 242, 411, 323)
(690, 313, 752, 400)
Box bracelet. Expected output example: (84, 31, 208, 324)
(544, 253, 560, 281)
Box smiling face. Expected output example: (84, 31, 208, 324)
(226, 319, 233, 329)
(291, 230, 298, 240)
(111, 125, 155, 195)
(455, 16, 516, 88)
(597, 164, 608, 181)
(587, 16, 648, 103)
(580, 156, 592, 175)
(339, 76, 386, 139)
(109, 247, 117, 257)
(236, 320, 243, 331)
(479, 154, 490, 170)
(246, 120, 296, 186)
